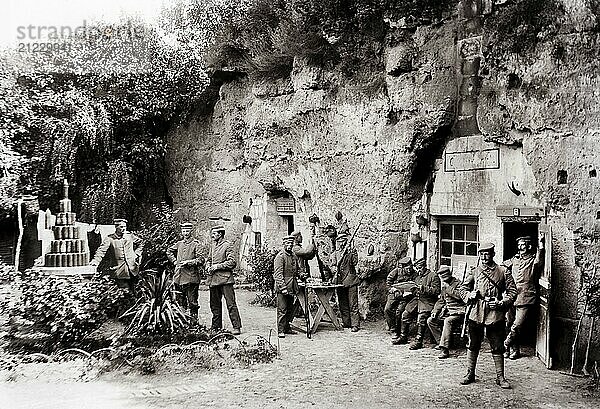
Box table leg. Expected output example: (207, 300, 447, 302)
(293, 289, 311, 334)
(315, 289, 342, 330)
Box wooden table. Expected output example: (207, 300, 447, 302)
(292, 282, 344, 336)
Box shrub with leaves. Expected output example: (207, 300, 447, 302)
(120, 270, 189, 335)
(9, 271, 129, 350)
(135, 202, 183, 272)
(244, 246, 277, 306)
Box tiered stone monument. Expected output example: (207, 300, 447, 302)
(39, 179, 95, 275)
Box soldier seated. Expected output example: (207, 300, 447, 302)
(426, 266, 466, 359)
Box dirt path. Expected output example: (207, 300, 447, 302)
(1, 289, 598, 408)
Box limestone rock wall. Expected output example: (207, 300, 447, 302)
(167, 1, 600, 337)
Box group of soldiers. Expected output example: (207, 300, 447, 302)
(384, 236, 544, 388)
(90, 216, 545, 389)
(89, 219, 242, 335)
(273, 212, 361, 338)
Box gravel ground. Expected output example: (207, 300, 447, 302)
(1, 288, 599, 409)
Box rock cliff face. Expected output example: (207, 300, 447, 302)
(167, 0, 600, 346)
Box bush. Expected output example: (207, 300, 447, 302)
(135, 202, 183, 273)
(244, 246, 277, 306)
(8, 270, 129, 351)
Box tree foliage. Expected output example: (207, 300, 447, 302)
(0, 1, 223, 224)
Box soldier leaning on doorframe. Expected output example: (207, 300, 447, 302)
(90, 218, 143, 293)
(502, 235, 545, 360)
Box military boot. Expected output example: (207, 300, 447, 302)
(409, 325, 425, 350)
(392, 320, 409, 345)
(493, 354, 511, 389)
(509, 345, 521, 360)
(460, 349, 478, 385)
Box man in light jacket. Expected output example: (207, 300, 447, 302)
(206, 225, 242, 335)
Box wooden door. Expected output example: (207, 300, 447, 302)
(536, 223, 552, 368)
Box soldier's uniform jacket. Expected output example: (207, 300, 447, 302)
(206, 240, 236, 287)
(432, 277, 466, 317)
(386, 266, 417, 298)
(459, 262, 517, 325)
(330, 248, 359, 287)
(166, 238, 204, 285)
(503, 249, 544, 306)
(273, 250, 301, 294)
(415, 268, 441, 312)
(93, 232, 142, 279)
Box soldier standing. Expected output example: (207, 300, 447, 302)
(166, 222, 204, 323)
(90, 218, 142, 293)
(459, 242, 517, 388)
(206, 225, 242, 335)
(426, 265, 466, 359)
(330, 230, 360, 332)
(397, 258, 440, 349)
(385, 257, 416, 342)
(503, 235, 545, 359)
(273, 235, 302, 338)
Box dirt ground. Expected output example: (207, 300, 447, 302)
(1, 288, 599, 409)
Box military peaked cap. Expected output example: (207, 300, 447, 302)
(398, 256, 412, 266)
(180, 222, 193, 229)
(113, 218, 128, 224)
(211, 225, 226, 233)
(283, 235, 295, 243)
(437, 265, 452, 276)
(414, 258, 426, 268)
(516, 236, 533, 243)
(478, 242, 495, 252)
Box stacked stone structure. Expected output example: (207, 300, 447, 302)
(43, 180, 89, 268)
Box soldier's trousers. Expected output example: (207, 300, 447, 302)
(467, 319, 506, 354)
(427, 314, 463, 349)
(384, 293, 407, 331)
(505, 305, 532, 346)
(401, 308, 430, 328)
(178, 283, 199, 315)
(209, 284, 242, 330)
(276, 292, 296, 333)
(337, 285, 360, 328)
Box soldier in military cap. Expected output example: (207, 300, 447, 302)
(273, 235, 302, 338)
(206, 225, 242, 335)
(427, 265, 466, 359)
(385, 256, 417, 341)
(166, 222, 204, 323)
(90, 218, 143, 293)
(329, 230, 360, 332)
(397, 258, 440, 349)
(503, 235, 545, 359)
(459, 242, 517, 388)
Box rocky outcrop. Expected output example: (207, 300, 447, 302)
(167, 1, 600, 326)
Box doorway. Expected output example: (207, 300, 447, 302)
(502, 221, 539, 261)
(502, 221, 540, 349)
